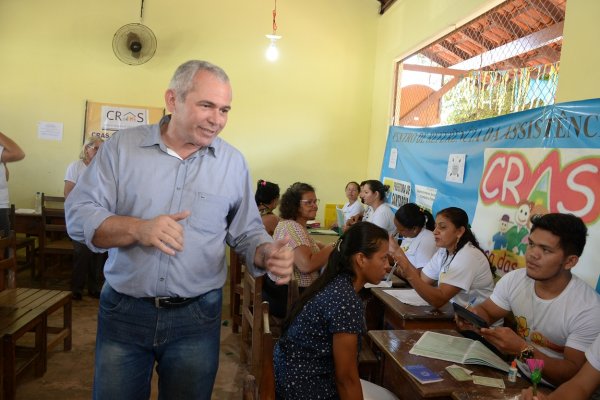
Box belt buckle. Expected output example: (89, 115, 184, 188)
(155, 297, 169, 308)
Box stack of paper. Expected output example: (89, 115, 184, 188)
(383, 289, 430, 306)
(364, 281, 393, 289)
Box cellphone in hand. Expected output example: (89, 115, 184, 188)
(452, 302, 489, 329)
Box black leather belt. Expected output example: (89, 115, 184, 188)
(141, 296, 196, 308)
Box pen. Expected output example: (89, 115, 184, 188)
(386, 261, 398, 283)
(465, 297, 476, 309)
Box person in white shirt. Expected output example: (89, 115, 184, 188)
(64, 137, 105, 299)
(331, 181, 364, 233)
(394, 203, 436, 269)
(391, 207, 495, 309)
(459, 213, 600, 388)
(0, 131, 25, 237)
(349, 179, 396, 236)
(341, 181, 364, 222)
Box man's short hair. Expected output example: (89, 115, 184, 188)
(530, 213, 587, 257)
(168, 60, 229, 102)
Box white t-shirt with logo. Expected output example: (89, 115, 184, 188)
(422, 242, 494, 307)
(400, 228, 437, 269)
(491, 268, 600, 386)
(364, 203, 396, 236)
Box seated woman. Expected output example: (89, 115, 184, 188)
(263, 182, 334, 318)
(394, 203, 436, 269)
(391, 207, 495, 309)
(255, 179, 280, 235)
(332, 181, 364, 232)
(346, 180, 395, 236)
(274, 222, 397, 400)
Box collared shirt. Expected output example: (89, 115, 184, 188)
(65, 116, 272, 298)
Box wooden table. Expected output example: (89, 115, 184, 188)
(368, 288, 455, 330)
(369, 329, 531, 400)
(13, 212, 43, 238)
(309, 230, 339, 245)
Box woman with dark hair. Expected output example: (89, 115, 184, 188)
(394, 203, 436, 269)
(264, 182, 334, 318)
(391, 207, 495, 309)
(349, 179, 395, 235)
(255, 179, 280, 235)
(274, 222, 396, 400)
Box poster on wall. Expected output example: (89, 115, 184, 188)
(83, 101, 165, 143)
(380, 98, 600, 287)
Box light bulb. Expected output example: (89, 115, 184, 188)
(266, 41, 279, 61)
(265, 34, 281, 62)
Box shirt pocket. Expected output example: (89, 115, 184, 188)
(188, 192, 229, 234)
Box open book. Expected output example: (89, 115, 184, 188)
(409, 331, 510, 373)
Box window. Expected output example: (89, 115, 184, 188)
(393, 0, 565, 127)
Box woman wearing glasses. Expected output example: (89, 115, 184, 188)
(263, 182, 334, 318)
(64, 137, 105, 300)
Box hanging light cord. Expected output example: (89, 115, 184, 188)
(272, 0, 278, 35)
(140, 0, 145, 22)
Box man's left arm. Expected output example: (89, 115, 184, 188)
(480, 327, 586, 386)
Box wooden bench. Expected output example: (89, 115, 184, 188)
(0, 233, 72, 400)
(0, 288, 72, 400)
(0, 301, 46, 400)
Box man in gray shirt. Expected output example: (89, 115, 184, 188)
(66, 60, 293, 399)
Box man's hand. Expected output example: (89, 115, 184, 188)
(134, 211, 190, 256)
(480, 326, 526, 355)
(260, 238, 294, 285)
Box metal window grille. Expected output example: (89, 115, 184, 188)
(393, 0, 565, 127)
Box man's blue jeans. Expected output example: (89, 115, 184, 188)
(93, 284, 222, 400)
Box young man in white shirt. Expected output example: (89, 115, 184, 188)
(458, 213, 600, 387)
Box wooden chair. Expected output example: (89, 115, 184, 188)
(268, 274, 299, 339)
(0, 232, 18, 290)
(258, 302, 275, 399)
(242, 301, 275, 400)
(9, 205, 37, 279)
(243, 374, 258, 400)
(39, 194, 73, 280)
(229, 249, 244, 333)
(241, 271, 264, 368)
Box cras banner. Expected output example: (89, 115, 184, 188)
(380, 98, 600, 286)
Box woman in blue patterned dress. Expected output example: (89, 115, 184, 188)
(273, 222, 390, 400)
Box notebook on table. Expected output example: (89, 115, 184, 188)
(409, 331, 510, 373)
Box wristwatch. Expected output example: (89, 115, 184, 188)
(518, 344, 535, 362)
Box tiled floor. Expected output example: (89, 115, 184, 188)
(13, 258, 246, 399)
